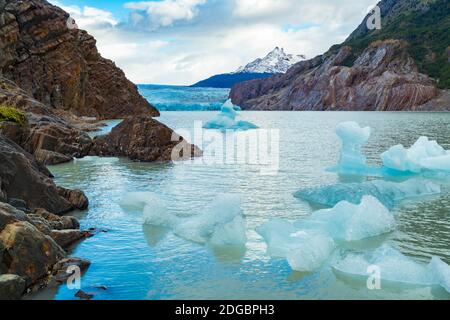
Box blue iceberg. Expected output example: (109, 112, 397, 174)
(203, 99, 258, 131)
(381, 136, 450, 173)
(333, 245, 450, 293)
(294, 179, 440, 210)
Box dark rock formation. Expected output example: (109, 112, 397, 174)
(0, 274, 26, 300)
(0, 134, 89, 214)
(0, 0, 159, 119)
(0, 202, 91, 297)
(57, 187, 89, 211)
(91, 116, 202, 162)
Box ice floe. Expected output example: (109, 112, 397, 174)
(382, 136, 450, 173)
(203, 99, 258, 131)
(121, 192, 247, 246)
(294, 196, 396, 242)
(294, 178, 440, 210)
(257, 196, 395, 272)
(333, 245, 450, 293)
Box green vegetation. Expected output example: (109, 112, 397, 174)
(0, 105, 27, 126)
(335, 0, 450, 88)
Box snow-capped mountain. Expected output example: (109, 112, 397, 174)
(235, 47, 306, 74)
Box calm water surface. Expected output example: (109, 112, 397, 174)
(37, 112, 450, 300)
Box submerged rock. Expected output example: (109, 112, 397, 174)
(91, 116, 202, 162)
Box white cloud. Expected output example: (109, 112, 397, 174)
(51, 0, 378, 85)
(51, 1, 118, 29)
(124, 0, 206, 29)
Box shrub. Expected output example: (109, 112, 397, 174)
(0, 105, 28, 126)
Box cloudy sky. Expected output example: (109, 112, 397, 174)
(50, 0, 377, 85)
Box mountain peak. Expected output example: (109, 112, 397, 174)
(235, 47, 306, 74)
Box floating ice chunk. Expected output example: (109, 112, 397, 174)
(330, 121, 372, 174)
(257, 219, 335, 271)
(334, 245, 450, 293)
(381, 136, 450, 173)
(286, 233, 335, 272)
(428, 257, 450, 293)
(120, 192, 161, 212)
(174, 194, 247, 246)
(294, 196, 395, 242)
(203, 99, 258, 131)
(294, 179, 440, 210)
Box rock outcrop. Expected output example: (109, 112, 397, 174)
(91, 116, 202, 162)
(0, 202, 91, 299)
(230, 40, 444, 111)
(230, 0, 450, 111)
(0, 134, 87, 214)
(0, 0, 159, 119)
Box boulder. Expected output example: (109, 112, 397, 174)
(0, 135, 87, 214)
(50, 229, 92, 249)
(57, 187, 89, 211)
(0, 274, 26, 300)
(91, 116, 202, 162)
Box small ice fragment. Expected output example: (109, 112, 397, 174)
(333, 245, 435, 286)
(331, 121, 371, 173)
(381, 136, 450, 173)
(295, 196, 395, 242)
(203, 99, 258, 131)
(120, 192, 160, 211)
(256, 219, 300, 257)
(286, 233, 335, 272)
(427, 257, 450, 293)
(294, 179, 440, 209)
(174, 194, 247, 246)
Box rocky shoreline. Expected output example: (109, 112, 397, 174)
(0, 0, 200, 300)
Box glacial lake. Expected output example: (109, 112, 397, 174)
(36, 111, 450, 300)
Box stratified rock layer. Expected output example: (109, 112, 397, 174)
(230, 40, 445, 111)
(0, 0, 159, 119)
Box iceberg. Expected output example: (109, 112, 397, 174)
(328, 121, 374, 174)
(123, 192, 247, 247)
(294, 196, 395, 242)
(203, 99, 258, 131)
(256, 219, 335, 271)
(381, 136, 450, 173)
(257, 196, 395, 272)
(333, 245, 450, 293)
(174, 194, 247, 246)
(294, 178, 440, 210)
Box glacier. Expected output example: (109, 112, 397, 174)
(294, 178, 441, 210)
(203, 99, 259, 131)
(381, 136, 450, 173)
(121, 192, 247, 247)
(333, 245, 450, 293)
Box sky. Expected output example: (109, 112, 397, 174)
(50, 0, 377, 85)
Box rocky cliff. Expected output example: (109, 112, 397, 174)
(0, 0, 159, 119)
(230, 0, 450, 111)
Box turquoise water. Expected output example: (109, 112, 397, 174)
(38, 111, 450, 300)
(137, 85, 230, 111)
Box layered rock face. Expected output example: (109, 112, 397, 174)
(230, 0, 450, 111)
(0, 202, 91, 299)
(0, 135, 87, 214)
(91, 116, 202, 162)
(230, 40, 443, 111)
(0, 0, 159, 119)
